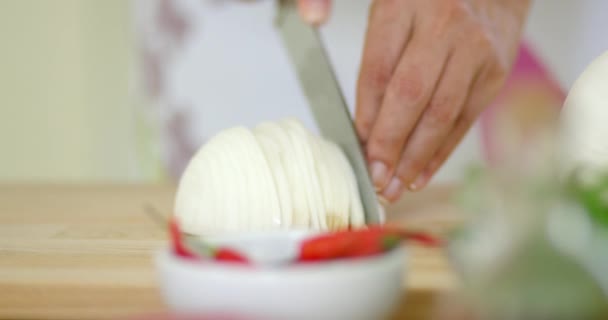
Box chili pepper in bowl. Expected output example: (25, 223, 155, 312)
(169, 216, 199, 260)
(168, 216, 250, 264)
(346, 227, 401, 258)
(213, 248, 250, 264)
(297, 225, 441, 262)
(168, 209, 438, 265)
(297, 230, 359, 261)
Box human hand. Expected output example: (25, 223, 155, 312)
(355, 0, 531, 202)
(297, 0, 331, 25)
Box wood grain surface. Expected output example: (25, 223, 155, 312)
(0, 184, 462, 320)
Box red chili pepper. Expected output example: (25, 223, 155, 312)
(363, 225, 443, 247)
(400, 231, 443, 247)
(298, 230, 359, 261)
(168, 216, 199, 260)
(346, 226, 402, 257)
(214, 248, 250, 264)
(169, 216, 250, 264)
(298, 227, 391, 261)
(297, 225, 442, 262)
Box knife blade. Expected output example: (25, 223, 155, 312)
(275, 0, 382, 224)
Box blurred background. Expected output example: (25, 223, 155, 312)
(1, 0, 607, 184)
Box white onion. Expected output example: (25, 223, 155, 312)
(560, 50, 608, 173)
(174, 118, 366, 235)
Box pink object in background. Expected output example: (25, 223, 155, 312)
(479, 42, 566, 165)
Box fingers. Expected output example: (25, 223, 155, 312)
(353, 0, 525, 203)
(416, 66, 500, 189)
(388, 52, 480, 199)
(416, 111, 477, 188)
(355, 0, 414, 147)
(297, 0, 332, 26)
(365, 33, 449, 192)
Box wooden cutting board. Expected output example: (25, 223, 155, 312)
(0, 184, 461, 320)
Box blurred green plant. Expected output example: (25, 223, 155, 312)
(449, 162, 608, 319)
(567, 169, 608, 227)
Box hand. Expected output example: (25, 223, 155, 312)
(297, 0, 331, 25)
(356, 0, 531, 202)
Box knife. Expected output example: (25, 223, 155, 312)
(275, 0, 382, 224)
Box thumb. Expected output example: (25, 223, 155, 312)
(297, 0, 332, 26)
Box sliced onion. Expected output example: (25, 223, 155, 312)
(175, 119, 369, 234)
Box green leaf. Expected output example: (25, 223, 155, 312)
(569, 169, 608, 227)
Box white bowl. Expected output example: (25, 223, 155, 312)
(155, 231, 407, 320)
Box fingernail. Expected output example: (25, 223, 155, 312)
(409, 173, 429, 191)
(370, 161, 388, 189)
(382, 177, 403, 201)
(377, 194, 390, 207)
(299, 0, 330, 25)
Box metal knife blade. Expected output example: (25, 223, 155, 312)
(275, 0, 381, 224)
